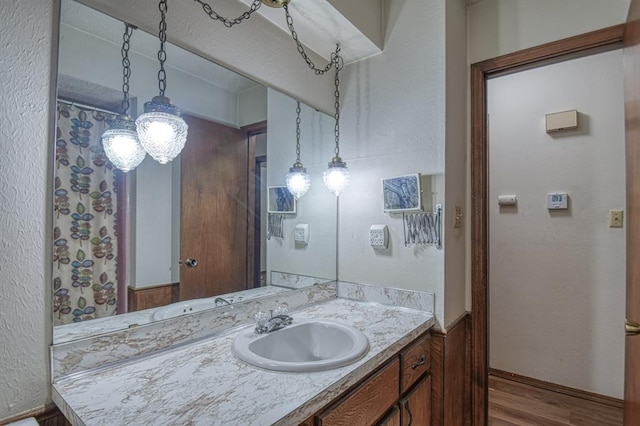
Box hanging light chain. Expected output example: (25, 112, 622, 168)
(121, 23, 134, 115)
(332, 45, 343, 157)
(283, 4, 334, 75)
(194, 0, 263, 28)
(158, 0, 168, 96)
(295, 101, 301, 162)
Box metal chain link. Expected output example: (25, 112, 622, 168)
(295, 101, 301, 161)
(158, 0, 168, 96)
(194, 0, 262, 28)
(121, 24, 133, 114)
(284, 3, 334, 75)
(332, 45, 343, 157)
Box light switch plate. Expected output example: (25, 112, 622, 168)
(609, 210, 624, 228)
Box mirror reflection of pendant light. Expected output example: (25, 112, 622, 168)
(323, 45, 350, 196)
(101, 24, 146, 172)
(135, 0, 188, 164)
(285, 101, 311, 199)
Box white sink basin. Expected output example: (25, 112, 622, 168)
(151, 299, 215, 321)
(232, 319, 369, 372)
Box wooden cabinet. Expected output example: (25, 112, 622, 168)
(400, 375, 431, 426)
(310, 332, 431, 426)
(318, 358, 400, 426)
(378, 406, 401, 426)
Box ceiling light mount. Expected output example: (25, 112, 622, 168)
(262, 0, 289, 8)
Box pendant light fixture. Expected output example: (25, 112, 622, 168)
(323, 45, 350, 196)
(285, 101, 311, 199)
(135, 0, 188, 164)
(101, 24, 146, 172)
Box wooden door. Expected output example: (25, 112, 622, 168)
(180, 115, 248, 300)
(624, 1, 640, 422)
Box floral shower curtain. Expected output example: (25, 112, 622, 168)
(53, 102, 119, 325)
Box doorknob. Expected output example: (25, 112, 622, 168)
(183, 257, 198, 268)
(626, 319, 640, 336)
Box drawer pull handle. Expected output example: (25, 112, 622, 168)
(411, 355, 426, 370)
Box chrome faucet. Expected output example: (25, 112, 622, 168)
(214, 297, 232, 307)
(254, 306, 292, 334)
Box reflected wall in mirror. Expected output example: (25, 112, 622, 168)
(53, 0, 337, 344)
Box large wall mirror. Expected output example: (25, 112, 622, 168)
(53, 0, 337, 344)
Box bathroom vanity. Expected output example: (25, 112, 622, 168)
(51, 282, 435, 425)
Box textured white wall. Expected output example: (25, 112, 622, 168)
(467, 0, 630, 64)
(0, 0, 54, 420)
(488, 50, 625, 398)
(443, 0, 468, 327)
(338, 0, 447, 326)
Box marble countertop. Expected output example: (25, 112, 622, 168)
(52, 298, 434, 426)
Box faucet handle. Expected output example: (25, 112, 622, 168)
(274, 305, 289, 316)
(254, 311, 269, 331)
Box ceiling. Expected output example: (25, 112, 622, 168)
(61, 0, 261, 95)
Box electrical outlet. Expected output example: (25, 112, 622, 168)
(609, 210, 624, 228)
(370, 225, 388, 249)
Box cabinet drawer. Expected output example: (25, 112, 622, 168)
(400, 334, 430, 394)
(318, 358, 400, 426)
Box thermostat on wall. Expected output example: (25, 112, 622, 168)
(546, 192, 568, 210)
(294, 224, 309, 245)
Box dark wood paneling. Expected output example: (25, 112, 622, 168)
(127, 282, 179, 312)
(625, 1, 640, 423)
(2, 404, 71, 426)
(470, 25, 625, 426)
(242, 121, 266, 289)
(430, 313, 470, 426)
(431, 328, 445, 426)
(489, 375, 623, 425)
(491, 369, 623, 409)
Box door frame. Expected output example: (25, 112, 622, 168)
(243, 121, 267, 288)
(470, 25, 625, 424)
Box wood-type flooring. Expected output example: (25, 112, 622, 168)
(488, 375, 623, 426)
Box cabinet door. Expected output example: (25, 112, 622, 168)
(401, 375, 431, 426)
(377, 406, 401, 426)
(318, 358, 400, 426)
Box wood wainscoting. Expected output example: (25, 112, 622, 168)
(127, 282, 179, 312)
(430, 312, 472, 425)
(1, 404, 71, 426)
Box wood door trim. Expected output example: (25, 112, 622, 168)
(470, 24, 625, 425)
(243, 121, 267, 288)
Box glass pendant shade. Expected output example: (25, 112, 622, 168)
(135, 96, 188, 164)
(101, 115, 146, 172)
(286, 162, 311, 199)
(323, 156, 350, 196)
